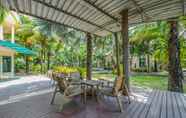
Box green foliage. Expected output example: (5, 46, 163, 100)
(1, 10, 185, 74)
(53, 66, 78, 74)
(77, 67, 86, 78)
(131, 68, 148, 72)
(0, 5, 8, 24)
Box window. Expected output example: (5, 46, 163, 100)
(3, 56, 11, 72)
(139, 56, 146, 67)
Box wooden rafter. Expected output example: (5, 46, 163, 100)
(32, 0, 113, 33)
(129, 0, 150, 21)
(7, 3, 94, 35)
(181, 0, 185, 15)
(82, 0, 119, 22)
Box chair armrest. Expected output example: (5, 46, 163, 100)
(99, 79, 114, 88)
(64, 85, 82, 97)
(113, 88, 123, 96)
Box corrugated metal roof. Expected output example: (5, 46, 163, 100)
(1, 0, 185, 36)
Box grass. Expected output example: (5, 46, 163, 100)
(130, 75, 167, 90)
(93, 73, 186, 92)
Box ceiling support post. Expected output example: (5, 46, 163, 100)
(167, 21, 184, 92)
(120, 9, 130, 90)
(86, 33, 92, 80)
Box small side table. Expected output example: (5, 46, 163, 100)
(81, 80, 100, 104)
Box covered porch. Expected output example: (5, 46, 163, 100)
(0, 0, 186, 118)
(0, 87, 185, 118)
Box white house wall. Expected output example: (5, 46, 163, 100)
(0, 46, 15, 56)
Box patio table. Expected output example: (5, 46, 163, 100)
(80, 80, 101, 104)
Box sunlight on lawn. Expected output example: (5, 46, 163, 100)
(130, 76, 167, 90)
(93, 73, 186, 92)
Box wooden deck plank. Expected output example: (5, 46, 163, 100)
(131, 101, 146, 118)
(160, 91, 167, 118)
(166, 91, 174, 118)
(174, 92, 186, 118)
(146, 90, 161, 118)
(139, 91, 157, 118)
(153, 90, 164, 118)
(171, 92, 181, 118)
(127, 101, 141, 117)
(1, 88, 186, 118)
(182, 94, 186, 109)
(138, 90, 156, 118)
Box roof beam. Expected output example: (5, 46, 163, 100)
(7, 3, 93, 35)
(129, 0, 151, 21)
(81, 0, 119, 22)
(32, 0, 113, 33)
(181, 0, 185, 15)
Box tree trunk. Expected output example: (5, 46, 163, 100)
(154, 59, 158, 72)
(168, 21, 184, 93)
(113, 32, 121, 76)
(147, 55, 150, 73)
(47, 51, 50, 71)
(86, 33, 92, 80)
(40, 51, 43, 73)
(25, 56, 29, 74)
(130, 55, 133, 71)
(120, 9, 130, 90)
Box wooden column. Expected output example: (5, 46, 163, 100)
(120, 9, 130, 89)
(86, 33, 92, 80)
(113, 32, 120, 76)
(11, 26, 15, 76)
(168, 21, 184, 92)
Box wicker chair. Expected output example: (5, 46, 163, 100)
(50, 73, 83, 111)
(99, 76, 130, 112)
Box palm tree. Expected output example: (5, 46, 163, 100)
(16, 15, 35, 73)
(130, 23, 162, 72)
(0, 5, 8, 40)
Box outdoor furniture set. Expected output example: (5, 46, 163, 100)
(49, 71, 130, 112)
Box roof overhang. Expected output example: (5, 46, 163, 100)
(1, 0, 185, 36)
(0, 46, 15, 56)
(0, 40, 35, 55)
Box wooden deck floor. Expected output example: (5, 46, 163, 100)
(0, 89, 185, 118)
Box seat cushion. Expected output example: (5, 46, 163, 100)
(64, 86, 83, 97)
(100, 87, 114, 96)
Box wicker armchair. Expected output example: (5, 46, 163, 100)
(50, 73, 83, 111)
(99, 76, 130, 112)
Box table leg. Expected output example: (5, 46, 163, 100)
(96, 85, 99, 102)
(91, 86, 94, 99)
(84, 85, 87, 104)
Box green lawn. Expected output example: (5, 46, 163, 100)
(93, 73, 186, 92)
(130, 75, 167, 90)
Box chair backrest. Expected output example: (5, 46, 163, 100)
(57, 78, 69, 92)
(112, 76, 123, 95)
(70, 72, 81, 80)
(47, 70, 53, 79)
(52, 73, 69, 93)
